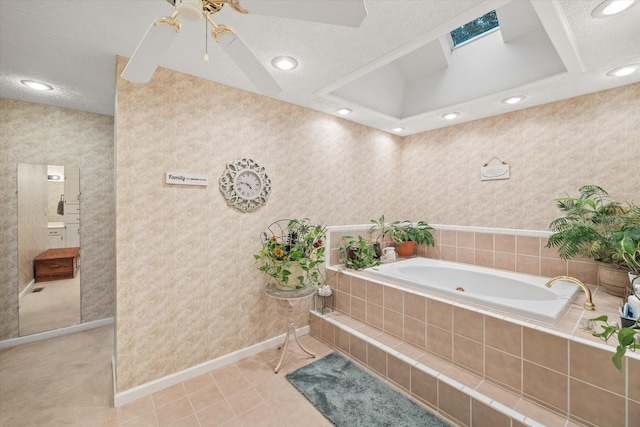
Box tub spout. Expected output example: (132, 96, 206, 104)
(545, 276, 595, 311)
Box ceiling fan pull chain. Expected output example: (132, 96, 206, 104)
(204, 18, 210, 62)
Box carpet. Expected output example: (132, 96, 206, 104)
(286, 352, 451, 427)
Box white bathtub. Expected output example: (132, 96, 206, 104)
(364, 258, 579, 324)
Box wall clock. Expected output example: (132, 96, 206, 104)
(219, 158, 271, 212)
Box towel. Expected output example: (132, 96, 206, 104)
(57, 195, 64, 215)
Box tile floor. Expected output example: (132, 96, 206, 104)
(2, 324, 451, 427)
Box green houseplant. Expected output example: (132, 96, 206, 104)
(369, 215, 391, 258)
(590, 315, 640, 372)
(546, 185, 640, 296)
(254, 218, 326, 290)
(387, 220, 435, 257)
(339, 235, 381, 270)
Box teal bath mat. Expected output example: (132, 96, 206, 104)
(286, 352, 451, 426)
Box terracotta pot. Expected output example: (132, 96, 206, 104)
(396, 241, 415, 257)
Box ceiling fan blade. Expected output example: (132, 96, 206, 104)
(240, 0, 367, 28)
(217, 32, 282, 96)
(121, 20, 180, 83)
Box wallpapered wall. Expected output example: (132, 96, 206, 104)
(400, 83, 640, 228)
(114, 53, 638, 392)
(0, 99, 115, 340)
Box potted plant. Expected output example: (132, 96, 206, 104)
(546, 185, 639, 296)
(590, 314, 639, 372)
(387, 220, 435, 257)
(612, 225, 640, 288)
(339, 235, 381, 270)
(254, 218, 326, 290)
(368, 215, 390, 258)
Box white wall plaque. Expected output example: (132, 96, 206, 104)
(165, 172, 209, 186)
(480, 164, 510, 181)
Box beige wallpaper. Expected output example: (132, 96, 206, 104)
(114, 55, 639, 392)
(0, 99, 115, 340)
(401, 83, 640, 229)
(17, 163, 48, 294)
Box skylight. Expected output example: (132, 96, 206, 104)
(450, 10, 499, 47)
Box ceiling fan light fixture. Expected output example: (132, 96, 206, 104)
(21, 80, 54, 91)
(336, 108, 352, 115)
(606, 63, 640, 77)
(271, 56, 298, 71)
(592, 0, 637, 18)
(176, 0, 203, 21)
(441, 112, 460, 120)
(501, 95, 526, 105)
(393, 127, 405, 132)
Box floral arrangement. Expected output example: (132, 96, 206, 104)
(254, 218, 327, 290)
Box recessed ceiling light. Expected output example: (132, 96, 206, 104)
(441, 112, 460, 120)
(336, 108, 352, 115)
(606, 63, 640, 77)
(271, 56, 299, 71)
(592, 0, 637, 18)
(21, 80, 54, 91)
(393, 127, 405, 132)
(501, 95, 526, 105)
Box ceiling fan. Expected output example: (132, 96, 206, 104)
(121, 0, 368, 95)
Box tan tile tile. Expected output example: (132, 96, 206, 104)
(383, 308, 403, 338)
(335, 290, 351, 315)
(540, 257, 568, 278)
(119, 411, 158, 427)
(152, 383, 187, 408)
(516, 254, 540, 275)
(523, 328, 567, 373)
(495, 234, 515, 253)
(443, 364, 483, 389)
(426, 299, 452, 330)
(485, 316, 521, 356)
(358, 324, 383, 339)
(182, 373, 215, 395)
(196, 400, 236, 427)
(494, 251, 515, 272)
(117, 396, 155, 424)
(367, 282, 383, 305)
(485, 347, 521, 392)
(188, 385, 225, 412)
(410, 366, 437, 406)
(475, 249, 493, 268)
(226, 387, 264, 416)
(516, 236, 541, 256)
(441, 230, 456, 246)
(367, 343, 387, 377)
(416, 351, 451, 373)
(629, 356, 640, 402)
(457, 247, 474, 264)
(395, 342, 427, 361)
(441, 245, 457, 262)
(366, 302, 383, 329)
(515, 398, 568, 427)
(236, 403, 277, 427)
(438, 381, 471, 426)
(350, 296, 366, 322)
(453, 335, 483, 375)
(523, 361, 567, 413)
(388, 354, 411, 391)
(384, 286, 404, 313)
(404, 315, 426, 348)
(453, 307, 484, 342)
(457, 231, 475, 248)
(216, 375, 252, 398)
(350, 334, 367, 364)
(210, 364, 244, 384)
(235, 355, 266, 373)
(475, 381, 520, 409)
(570, 378, 625, 426)
(404, 293, 426, 321)
(156, 397, 193, 427)
(320, 318, 335, 345)
(475, 233, 494, 251)
(253, 377, 299, 403)
(351, 276, 366, 299)
(570, 341, 625, 395)
(472, 399, 510, 427)
(335, 327, 350, 353)
(426, 325, 452, 361)
(170, 414, 200, 427)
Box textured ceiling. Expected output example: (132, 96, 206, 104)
(1, 0, 639, 136)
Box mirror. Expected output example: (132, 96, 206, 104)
(17, 163, 81, 336)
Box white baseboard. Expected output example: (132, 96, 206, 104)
(0, 317, 114, 350)
(113, 325, 310, 407)
(18, 279, 36, 301)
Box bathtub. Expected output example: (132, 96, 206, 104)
(364, 258, 579, 324)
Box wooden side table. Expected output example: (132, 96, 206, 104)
(265, 283, 316, 373)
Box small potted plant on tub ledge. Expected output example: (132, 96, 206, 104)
(387, 220, 435, 257)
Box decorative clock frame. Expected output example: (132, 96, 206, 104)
(219, 158, 271, 212)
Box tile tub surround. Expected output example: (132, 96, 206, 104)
(317, 267, 639, 427)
